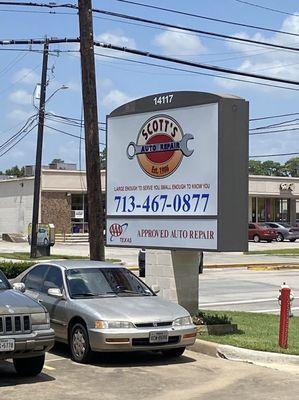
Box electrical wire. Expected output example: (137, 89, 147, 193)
(0, 122, 38, 158)
(250, 151, 299, 158)
(250, 112, 299, 122)
(94, 52, 299, 92)
(109, 0, 299, 37)
(232, 0, 299, 17)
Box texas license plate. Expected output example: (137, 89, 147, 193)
(0, 339, 15, 352)
(149, 331, 169, 344)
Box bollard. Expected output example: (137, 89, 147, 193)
(278, 283, 291, 349)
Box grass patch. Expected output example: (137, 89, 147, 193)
(0, 252, 120, 263)
(198, 310, 299, 355)
(244, 248, 299, 256)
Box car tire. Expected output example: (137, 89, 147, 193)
(277, 233, 284, 242)
(13, 354, 45, 376)
(70, 323, 92, 363)
(161, 347, 186, 358)
(253, 235, 260, 243)
(289, 239, 296, 242)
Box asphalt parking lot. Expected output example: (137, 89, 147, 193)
(1, 345, 299, 400)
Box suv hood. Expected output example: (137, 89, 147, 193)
(0, 289, 44, 314)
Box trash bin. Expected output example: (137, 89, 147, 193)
(138, 248, 146, 278)
(73, 225, 80, 234)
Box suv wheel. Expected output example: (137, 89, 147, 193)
(277, 233, 284, 242)
(161, 347, 186, 358)
(253, 235, 260, 243)
(70, 323, 92, 363)
(13, 354, 45, 376)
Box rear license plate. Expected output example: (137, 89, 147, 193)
(149, 331, 169, 344)
(0, 339, 15, 352)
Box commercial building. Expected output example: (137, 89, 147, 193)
(0, 167, 298, 236)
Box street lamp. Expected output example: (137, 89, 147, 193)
(45, 85, 69, 104)
(32, 84, 69, 109)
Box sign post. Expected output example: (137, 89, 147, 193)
(106, 91, 248, 313)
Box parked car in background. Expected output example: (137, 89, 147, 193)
(0, 269, 54, 376)
(13, 261, 197, 364)
(248, 223, 277, 242)
(262, 222, 299, 242)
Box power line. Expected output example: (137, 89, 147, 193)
(233, 0, 299, 17)
(249, 127, 299, 136)
(94, 52, 299, 92)
(45, 124, 106, 142)
(0, 123, 37, 158)
(0, 114, 37, 152)
(250, 118, 299, 130)
(90, 8, 299, 53)
(110, 0, 299, 37)
(1, 2, 299, 52)
(94, 41, 299, 86)
(250, 112, 299, 121)
(250, 152, 299, 158)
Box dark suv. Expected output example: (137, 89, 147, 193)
(0, 269, 54, 376)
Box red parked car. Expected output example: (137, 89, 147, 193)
(248, 223, 278, 243)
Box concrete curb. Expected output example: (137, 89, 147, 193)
(190, 339, 299, 369)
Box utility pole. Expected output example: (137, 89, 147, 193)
(78, 0, 105, 261)
(30, 41, 49, 258)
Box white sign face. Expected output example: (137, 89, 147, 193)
(106, 218, 217, 250)
(74, 210, 84, 219)
(107, 103, 218, 218)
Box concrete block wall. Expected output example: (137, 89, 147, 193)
(146, 249, 200, 315)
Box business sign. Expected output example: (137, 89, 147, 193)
(106, 91, 248, 251)
(74, 210, 84, 219)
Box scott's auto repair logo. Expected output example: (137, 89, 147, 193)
(126, 115, 194, 179)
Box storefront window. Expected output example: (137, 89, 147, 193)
(251, 197, 256, 222)
(255, 197, 290, 223)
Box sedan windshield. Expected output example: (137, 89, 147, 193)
(0, 270, 11, 290)
(66, 267, 153, 298)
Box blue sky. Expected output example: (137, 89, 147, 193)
(0, 0, 298, 171)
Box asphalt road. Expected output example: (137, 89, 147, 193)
(1, 346, 299, 400)
(199, 268, 299, 315)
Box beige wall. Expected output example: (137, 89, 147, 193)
(41, 169, 106, 192)
(0, 177, 34, 235)
(249, 175, 299, 197)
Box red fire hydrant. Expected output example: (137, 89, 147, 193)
(278, 283, 294, 349)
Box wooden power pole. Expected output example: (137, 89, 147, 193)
(30, 41, 49, 258)
(78, 0, 105, 261)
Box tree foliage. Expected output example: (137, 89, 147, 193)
(249, 158, 299, 177)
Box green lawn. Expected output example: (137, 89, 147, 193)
(0, 252, 120, 263)
(245, 248, 299, 256)
(197, 310, 299, 355)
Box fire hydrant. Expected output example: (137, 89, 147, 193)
(277, 282, 294, 349)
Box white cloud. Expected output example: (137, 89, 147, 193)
(7, 109, 32, 122)
(9, 89, 32, 105)
(216, 13, 299, 90)
(154, 28, 205, 56)
(12, 68, 39, 85)
(103, 89, 132, 110)
(95, 30, 136, 49)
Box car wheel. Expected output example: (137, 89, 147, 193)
(253, 235, 260, 243)
(277, 233, 284, 242)
(13, 354, 45, 376)
(289, 239, 296, 242)
(161, 347, 186, 358)
(70, 323, 92, 363)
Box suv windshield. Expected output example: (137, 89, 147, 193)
(66, 267, 153, 298)
(0, 270, 11, 290)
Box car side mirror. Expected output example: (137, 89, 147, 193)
(48, 288, 64, 299)
(13, 282, 26, 293)
(151, 284, 160, 294)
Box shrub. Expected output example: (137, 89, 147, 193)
(193, 311, 232, 326)
(0, 261, 34, 279)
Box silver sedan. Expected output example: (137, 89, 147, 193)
(13, 260, 197, 363)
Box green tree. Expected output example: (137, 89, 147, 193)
(5, 165, 25, 177)
(284, 157, 299, 177)
(100, 148, 106, 170)
(50, 158, 64, 164)
(262, 160, 285, 176)
(248, 160, 265, 175)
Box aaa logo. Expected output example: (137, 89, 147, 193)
(126, 115, 194, 179)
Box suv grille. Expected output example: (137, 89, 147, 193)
(0, 315, 31, 335)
